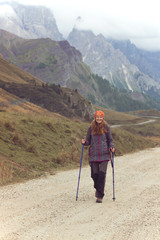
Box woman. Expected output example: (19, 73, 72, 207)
(81, 110, 115, 203)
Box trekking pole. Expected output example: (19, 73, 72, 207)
(76, 144, 84, 201)
(111, 152, 116, 201)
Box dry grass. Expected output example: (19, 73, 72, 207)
(0, 88, 63, 118)
(0, 155, 33, 185)
(0, 55, 42, 85)
(146, 136, 160, 144)
(130, 109, 160, 117)
(0, 156, 13, 185)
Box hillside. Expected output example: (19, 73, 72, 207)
(0, 55, 94, 120)
(0, 53, 42, 85)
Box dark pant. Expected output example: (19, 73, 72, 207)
(91, 161, 108, 199)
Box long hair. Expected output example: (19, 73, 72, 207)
(91, 120, 108, 135)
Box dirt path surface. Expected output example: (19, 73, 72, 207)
(0, 147, 160, 240)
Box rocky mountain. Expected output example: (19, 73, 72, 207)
(107, 39, 160, 83)
(0, 2, 63, 41)
(68, 29, 160, 101)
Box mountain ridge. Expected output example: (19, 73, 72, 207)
(1, 30, 159, 111)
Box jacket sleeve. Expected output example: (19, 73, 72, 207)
(106, 125, 114, 148)
(84, 126, 91, 146)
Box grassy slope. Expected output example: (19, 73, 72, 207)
(0, 103, 88, 185)
(129, 109, 160, 117)
(0, 55, 42, 85)
(0, 94, 159, 186)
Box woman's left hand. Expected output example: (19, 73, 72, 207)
(110, 147, 115, 153)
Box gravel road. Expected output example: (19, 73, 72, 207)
(0, 147, 160, 240)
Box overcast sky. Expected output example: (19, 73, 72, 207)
(1, 0, 160, 51)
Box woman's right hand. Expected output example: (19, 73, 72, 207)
(81, 138, 86, 144)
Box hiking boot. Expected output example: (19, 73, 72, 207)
(96, 198, 103, 203)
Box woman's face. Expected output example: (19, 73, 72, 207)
(95, 116, 103, 124)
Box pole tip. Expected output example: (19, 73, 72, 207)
(113, 198, 116, 201)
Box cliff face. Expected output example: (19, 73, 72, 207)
(0, 2, 63, 41)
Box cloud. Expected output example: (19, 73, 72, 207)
(48, 0, 160, 51)
(0, 3, 16, 16)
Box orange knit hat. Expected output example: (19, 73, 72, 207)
(94, 110, 104, 119)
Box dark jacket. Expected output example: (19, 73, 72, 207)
(85, 125, 114, 162)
